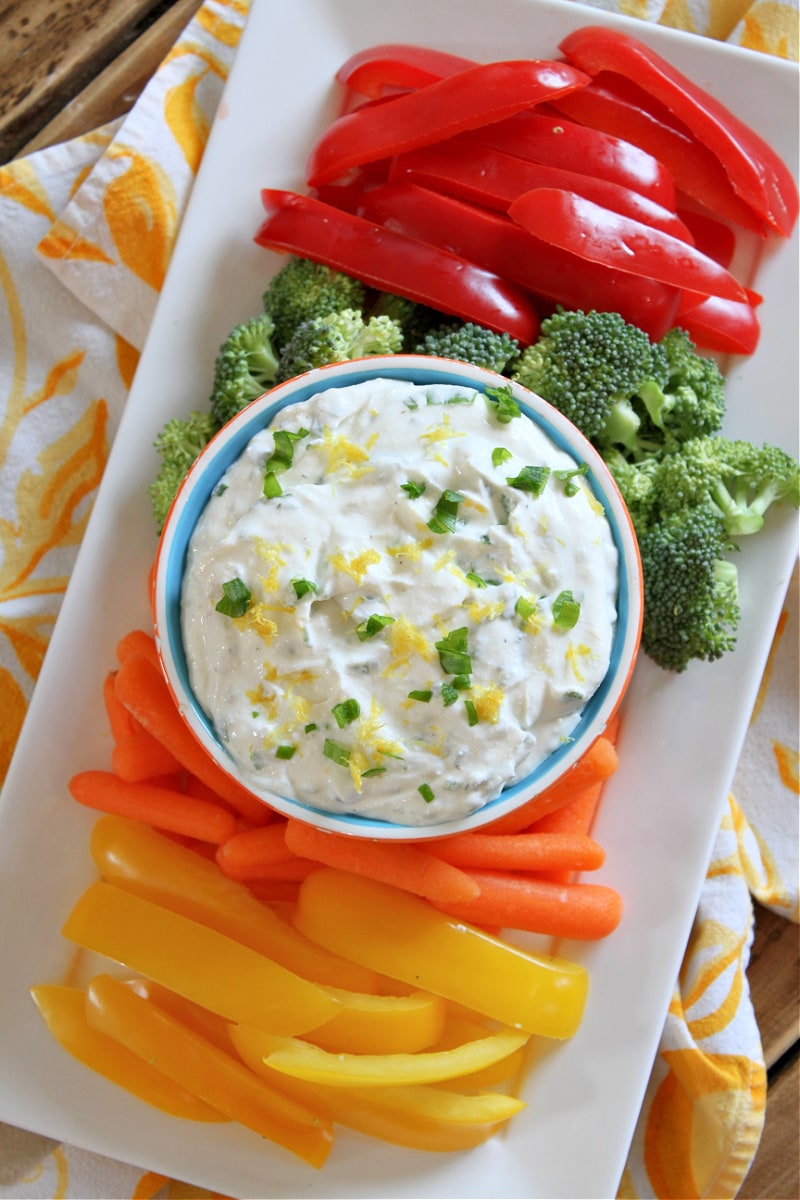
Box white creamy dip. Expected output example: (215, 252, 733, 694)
(181, 378, 619, 825)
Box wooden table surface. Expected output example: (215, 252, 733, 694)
(1, 2, 798, 1196)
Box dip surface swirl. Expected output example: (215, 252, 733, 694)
(181, 378, 619, 825)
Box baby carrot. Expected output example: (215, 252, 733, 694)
(103, 671, 138, 742)
(484, 736, 619, 835)
(430, 831, 605, 873)
(68, 770, 238, 844)
(113, 652, 272, 825)
(216, 823, 294, 880)
(432, 870, 623, 940)
(116, 629, 161, 668)
(527, 783, 606, 883)
(111, 731, 182, 783)
(284, 819, 481, 905)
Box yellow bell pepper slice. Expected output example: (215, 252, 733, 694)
(85, 974, 333, 1168)
(236, 1024, 529, 1087)
(90, 815, 378, 992)
(231, 1024, 524, 1152)
(62, 881, 340, 1035)
(309, 986, 447, 1054)
(429, 1013, 528, 1090)
(293, 867, 588, 1037)
(30, 984, 227, 1123)
(124, 979, 234, 1053)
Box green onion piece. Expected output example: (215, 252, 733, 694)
(418, 783, 435, 804)
(323, 738, 351, 767)
(464, 699, 479, 727)
(441, 683, 459, 706)
(407, 690, 433, 702)
(292, 577, 318, 599)
(427, 488, 465, 535)
(485, 384, 520, 424)
(401, 480, 427, 498)
(215, 578, 252, 618)
(515, 595, 537, 622)
(451, 673, 471, 690)
(361, 767, 386, 778)
(275, 745, 296, 760)
(506, 465, 550, 496)
(435, 627, 471, 676)
(332, 698, 360, 728)
(466, 571, 488, 589)
(263, 471, 282, 499)
(265, 427, 309, 475)
(356, 613, 395, 641)
(492, 446, 512, 467)
(554, 463, 590, 496)
(304, 723, 318, 734)
(552, 590, 581, 630)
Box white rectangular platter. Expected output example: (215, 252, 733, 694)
(0, 1, 797, 1197)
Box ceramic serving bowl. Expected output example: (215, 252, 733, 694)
(152, 355, 643, 841)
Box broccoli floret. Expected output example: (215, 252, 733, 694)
(636, 327, 726, 449)
(602, 447, 661, 530)
(416, 321, 521, 373)
(637, 504, 740, 671)
(262, 257, 367, 349)
(370, 292, 442, 351)
(210, 313, 279, 428)
(148, 411, 217, 530)
(275, 308, 403, 383)
(511, 308, 663, 451)
(647, 436, 800, 536)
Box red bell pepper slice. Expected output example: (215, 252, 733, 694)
(550, 78, 771, 236)
(508, 188, 749, 302)
(255, 189, 541, 344)
(675, 208, 736, 268)
(335, 43, 475, 99)
(460, 110, 676, 210)
(559, 26, 798, 237)
(677, 294, 761, 355)
(391, 138, 693, 242)
(353, 180, 682, 341)
(305, 59, 590, 186)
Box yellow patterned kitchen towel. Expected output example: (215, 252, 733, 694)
(0, 1, 798, 1198)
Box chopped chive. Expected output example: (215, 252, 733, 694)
(451, 673, 471, 690)
(275, 745, 296, 760)
(263, 471, 282, 499)
(506, 465, 550, 495)
(291, 577, 318, 599)
(215, 578, 252, 618)
(492, 446, 512, 467)
(552, 590, 581, 630)
(362, 767, 386, 778)
(356, 613, 395, 641)
(435, 627, 471, 676)
(515, 595, 537, 622)
(304, 723, 318, 734)
(466, 571, 488, 588)
(554, 463, 589, 496)
(441, 683, 459, 706)
(427, 488, 465, 535)
(407, 689, 433, 702)
(401, 479, 427, 498)
(332, 698, 360, 728)
(485, 384, 520, 424)
(418, 783, 435, 804)
(323, 738, 351, 767)
(464, 699, 479, 726)
(265, 427, 309, 474)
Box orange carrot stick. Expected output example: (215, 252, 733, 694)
(116, 629, 161, 668)
(216, 824, 294, 880)
(247, 880, 302, 905)
(103, 672, 138, 742)
(233, 857, 321, 882)
(68, 770, 238, 844)
(113, 652, 272, 826)
(527, 782, 606, 883)
(430, 831, 605, 873)
(111, 731, 182, 783)
(284, 820, 481, 905)
(484, 736, 619, 836)
(432, 870, 623, 940)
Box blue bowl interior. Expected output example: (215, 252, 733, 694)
(159, 360, 637, 834)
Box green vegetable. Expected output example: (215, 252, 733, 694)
(506, 465, 550, 495)
(263, 471, 282, 499)
(552, 591, 581, 631)
(401, 480, 427, 498)
(435, 627, 471, 676)
(356, 613, 395, 641)
(275, 308, 403, 383)
(292, 578, 318, 598)
(371, 291, 442, 351)
(407, 690, 433, 703)
(209, 313, 280, 430)
(418, 783, 435, 804)
(484, 383, 521, 424)
(276, 745, 296, 760)
(492, 447, 512, 467)
(262, 257, 367, 350)
(332, 699, 360, 728)
(464, 699, 479, 726)
(416, 321, 520, 372)
(265, 428, 309, 474)
(427, 488, 465, 534)
(323, 738, 351, 767)
(148, 411, 217, 531)
(215, 578, 252, 618)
